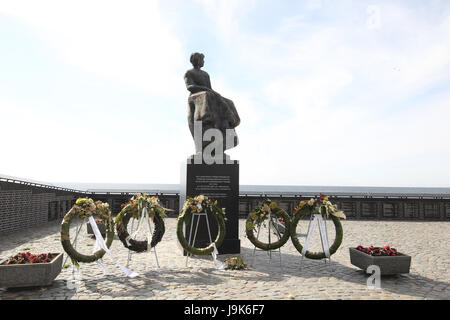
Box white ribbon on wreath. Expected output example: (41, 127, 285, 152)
(211, 243, 225, 270)
(129, 210, 146, 245)
(88, 216, 138, 278)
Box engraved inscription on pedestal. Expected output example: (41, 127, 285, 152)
(194, 175, 231, 199)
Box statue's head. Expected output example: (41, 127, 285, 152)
(190, 52, 205, 68)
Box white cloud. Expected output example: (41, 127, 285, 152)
(0, 0, 186, 96)
(0, 98, 194, 183)
(0, 0, 193, 183)
(196, 0, 256, 41)
(1, 1, 450, 187)
(198, 2, 450, 186)
(236, 89, 450, 186)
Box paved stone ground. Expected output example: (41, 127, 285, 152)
(0, 218, 449, 300)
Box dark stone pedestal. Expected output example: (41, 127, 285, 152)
(180, 157, 240, 255)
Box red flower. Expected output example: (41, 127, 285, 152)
(5, 251, 57, 265)
(121, 203, 125, 209)
(357, 244, 398, 256)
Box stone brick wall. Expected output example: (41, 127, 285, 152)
(30, 193, 55, 226)
(1, 177, 449, 236)
(237, 197, 450, 221)
(0, 190, 31, 234)
(0, 190, 75, 235)
(95, 194, 450, 221)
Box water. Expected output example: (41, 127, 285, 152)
(3, 173, 449, 197)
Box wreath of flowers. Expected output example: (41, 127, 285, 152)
(177, 195, 226, 256)
(115, 194, 168, 253)
(290, 193, 346, 259)
(60, 198, 114, 265)
(245, 199, 291, 251)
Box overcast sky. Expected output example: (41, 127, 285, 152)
(1, 0, 449, 187)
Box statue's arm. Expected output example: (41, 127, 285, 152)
(203, 73, 221, 97)
(184, 72, 212, 94)
(205, 73, 212, 91)
(187, 84, 212, 94)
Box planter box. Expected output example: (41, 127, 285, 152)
(349, 248, 411, 275)
(0, 253, 63, 288)
(87, 222, 106, 236)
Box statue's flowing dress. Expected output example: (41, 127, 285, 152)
(184, 68, 240, 150)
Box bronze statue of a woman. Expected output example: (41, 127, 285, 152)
(184, 52, 240, 153)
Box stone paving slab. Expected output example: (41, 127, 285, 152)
(0, 218, 449, 300)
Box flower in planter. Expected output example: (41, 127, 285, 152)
(355, 245, 398, 256)
(2, 252, 57, 265)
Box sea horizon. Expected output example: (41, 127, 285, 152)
(3, 173, 450, 196)
(55, 181, 450, 196)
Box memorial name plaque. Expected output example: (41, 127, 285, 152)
(180, 159, 240, 255)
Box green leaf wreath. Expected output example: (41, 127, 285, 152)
(177, 195, 226, 256)
(60, 198, 114, 266)
(245, 199, 291, 251)
(115, 194, 169, 253)
(290, 194, 345, 259)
